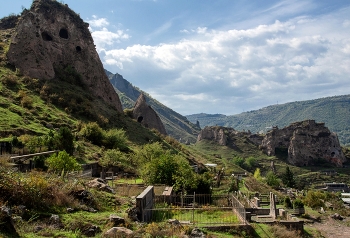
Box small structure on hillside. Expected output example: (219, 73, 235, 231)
(322, 182, 349, 192)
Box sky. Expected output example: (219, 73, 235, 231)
(1, 0, 350, 116)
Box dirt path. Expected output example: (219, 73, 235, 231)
(307, 217, 350, 238)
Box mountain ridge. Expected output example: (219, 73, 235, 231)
(187, 94, 350, 146)
(105, 70, 201, 143)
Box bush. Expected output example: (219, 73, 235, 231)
(79, 122, 104, 146)
(103, 128, 128, 150)
(46, 150, 81, 174)
(55, 127, 75, 155)
(20, 95, 33, 108)
(293, 199, 304, 209)
(266, 171, 280, 188)
(303, 190, 326, 209)
(233, 157, 244, 167)
(1, 74, 18, 87)
(124, 108, 133, 118)
(0, 169, 76, 211)
(284, 197, 292, 209)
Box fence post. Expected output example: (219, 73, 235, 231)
(181, 192, 183, 207)
(192, 192, 195, 224)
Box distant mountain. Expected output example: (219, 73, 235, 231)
(105, 70, 200, 143)
(186, 95, 350, 146)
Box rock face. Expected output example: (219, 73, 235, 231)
(197, 126, 228, 145)
(261, 120, 346, 167)
(133, 93, 167, 135)
(197, 126, 261, 146)
(6, 0, 122, 112)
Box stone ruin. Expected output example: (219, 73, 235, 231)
(5, 0, 123, 113)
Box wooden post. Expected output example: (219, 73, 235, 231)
(192, 192, 195, 224)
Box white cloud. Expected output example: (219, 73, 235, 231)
(88, 16, 130, 53)
(88, 16, 109, 28)
(98, 7, 350, 115)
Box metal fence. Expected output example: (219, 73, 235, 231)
(145, 193, 247, 226)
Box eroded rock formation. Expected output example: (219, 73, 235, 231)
(260, 120, 346, 167)
(6, 0, 122, 112)
(197, 126, 262, 147)
(197, 126, 228, 145)
(133, 93, 167, 135)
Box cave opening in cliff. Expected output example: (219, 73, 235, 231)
(76, 46, 81, 52)
(274, 147, 288, 160)
(137, 116, 143, 123)
(59, 28, 69, 39)
(41, 32, 53, 41)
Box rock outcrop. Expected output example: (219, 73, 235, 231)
(260, 120, 346, 167)
(197, 126, 262, 146)
(133, 93, 167, 135)
(6, 0, 122, 112)
(197, 126, 228, 145)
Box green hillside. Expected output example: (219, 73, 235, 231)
(187, 95, 350, 146)
(106, 71, 201, 143)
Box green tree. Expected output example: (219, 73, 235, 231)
(99, 149, 128, 169)
(253, 168, 262, 181)
(103, 128, 128, 150)
(55, 127, 74, 155)
(293, 199, 304, 209)
(244, 157, 257, 170)
(284, 197, 292, 209)
(266, 171, 280, 188)
(233, 157, 244, 168)
(45, 130, 56, 151)
(79, 122, 104, 146)
(303, 190, 326, 209)
(282, 166, 295, 188)
(134, 142, 165, 165)
(46, 150, 81, 174)
(228, 177, 239, 192)
(142, 152, 179, 185)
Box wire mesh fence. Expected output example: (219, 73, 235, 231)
(146, 193, 247, 226)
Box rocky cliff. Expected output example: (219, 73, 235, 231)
(197, 126, 262, 147)
(260, 120, 346, 167)
(197, 126, 228, 146)
(133, 93, 167, 135)
(106, 70, 201, 143)
(6, 0, 122, 112)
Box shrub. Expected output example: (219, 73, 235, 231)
(0, 169, 75, 211)
(46, 150, 81, 175)
(55, 127, 75, 155)
(284, 197, 292, 209)
(245, 157, 257, 170)
(293, 199, 304, 209)
(124, 108, 134, 118)
(79, 122, 104, 146)
(103, 128, 128, 150)
(303, 190, 326, 209)
(1, 74, 18, 87)
(233, 156, 244, 167)
(20, 95, 33, 108)
(266, 171, 280, 188)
